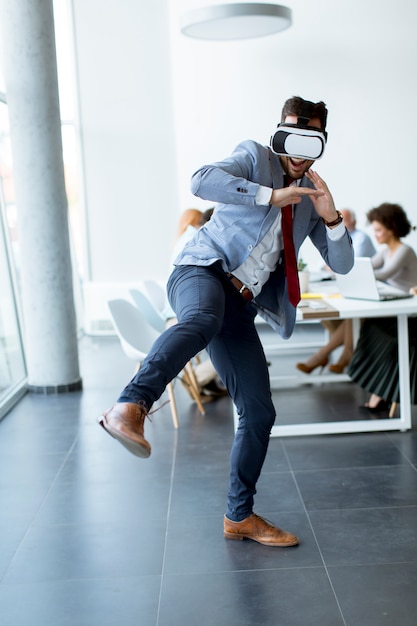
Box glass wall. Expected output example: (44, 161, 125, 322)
(54, 0, 87, 283)
(0, 99, 27, 419)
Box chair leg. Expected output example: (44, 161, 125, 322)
(184, 361, 206, 415)
(167, 382, 179, 429)
(178, 369, 205, 414)
(184, 360, 201, 394)
(389, 402, 397, 418)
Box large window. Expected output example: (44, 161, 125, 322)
(54, 0, 86, 284)
(0, 100, 27, 418)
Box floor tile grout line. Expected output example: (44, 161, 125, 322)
(383, 431, 417, 471)
(293, 503, 417, 515)
(155, 429, 179, 626)
(281, 442, 348, 626)
(289, 462, 415, 474)
(0, 433, 81, 584)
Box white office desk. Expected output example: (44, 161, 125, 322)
(236, 291, 417, 437)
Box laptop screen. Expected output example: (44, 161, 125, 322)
(335, 257, 411, 301)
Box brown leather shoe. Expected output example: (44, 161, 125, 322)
(97, 402, 151, 458)
(224, 513, 299, 547)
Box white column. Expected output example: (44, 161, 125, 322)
(0, 0, 81, 391)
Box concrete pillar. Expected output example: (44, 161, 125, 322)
(0, 0, 82, 392)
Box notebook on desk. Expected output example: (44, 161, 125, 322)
(335, 257, 413, 301)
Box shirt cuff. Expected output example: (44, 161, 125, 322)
(326, 219, 345, 240)
(256, 185, 273, 205)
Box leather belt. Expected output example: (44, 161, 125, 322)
(226, 273, 254, 302)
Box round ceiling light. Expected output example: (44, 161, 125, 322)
(180, 3, 292, 41)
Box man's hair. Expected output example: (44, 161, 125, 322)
(281, 96, 328, 131)
(367, 203, 413, 239)
(341, 208, 356, 223)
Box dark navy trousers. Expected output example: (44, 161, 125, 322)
(118, 264, 276, 521)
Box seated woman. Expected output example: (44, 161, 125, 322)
(296, 202, 417, 377)
(347, 203, 417, 412)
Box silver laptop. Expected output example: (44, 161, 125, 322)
(335, 257, 413, 301)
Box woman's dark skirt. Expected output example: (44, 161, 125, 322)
(348, 316, 417, 404)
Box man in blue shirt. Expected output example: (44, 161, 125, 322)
(98, 96, 354, 547)
(341, 208, 376, 257)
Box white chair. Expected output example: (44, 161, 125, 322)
(107, 298, 204, 428)
(129, 288, 205, 415)
(142, 279, 166, 313)
(129, 288, 165, 333)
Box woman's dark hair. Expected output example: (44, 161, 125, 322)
(367, 203, 413, 239)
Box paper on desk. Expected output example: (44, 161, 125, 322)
(297, 299, 340, 319)
(301, 292, 341, 299)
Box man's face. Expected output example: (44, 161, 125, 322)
(279, 115, 322, 180)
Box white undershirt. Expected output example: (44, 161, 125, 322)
(232, 182, 345, 298)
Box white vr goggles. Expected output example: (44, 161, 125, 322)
(270, 124, 327, 160)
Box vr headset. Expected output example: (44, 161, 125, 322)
(270, 100, 327, 160)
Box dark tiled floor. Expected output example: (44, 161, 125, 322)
(1, 332, 417, 625)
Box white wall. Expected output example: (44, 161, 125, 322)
(73, 0, 417, 290)
(170, 0, 417, 268)
(71, 0, 178, 283)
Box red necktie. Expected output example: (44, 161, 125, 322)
(281, 176, 301, 307)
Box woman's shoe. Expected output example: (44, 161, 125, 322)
(200, 379, 229, 398)
(296, 358, 329, 374)
(329, 354, 352, 374)
(328, 360, 350, 374)
(359, 399, 390, 413)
